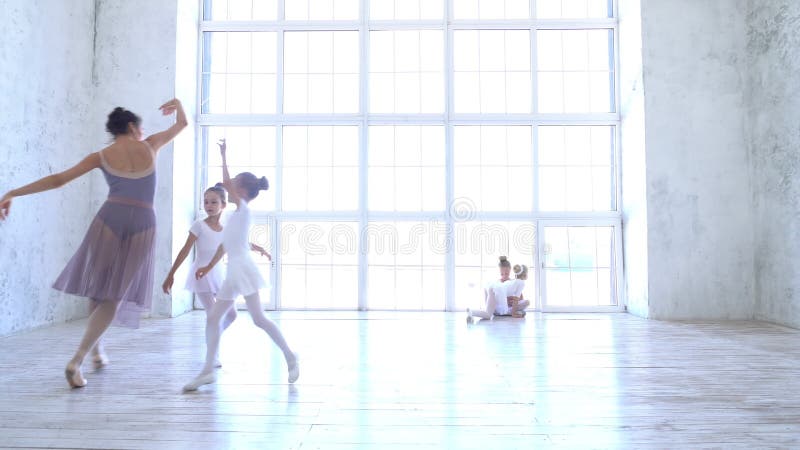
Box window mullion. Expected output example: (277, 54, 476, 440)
(358, 0, 370, 311)
(444, 0, 455, 312)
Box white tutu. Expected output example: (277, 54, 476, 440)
(485, 279, 525, 316)
(215, 200, 270, 300)
(491, 284, 512, 316)
(184, 218, 225, 294)
(185, 260, 224, 294)
(216, 256, 269, 300)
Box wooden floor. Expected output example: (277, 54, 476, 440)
(1, 312, 800, 449)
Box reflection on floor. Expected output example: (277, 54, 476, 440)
(0, 311, 798, 448)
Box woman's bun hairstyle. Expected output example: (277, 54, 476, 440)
(106, 107, 141, 137)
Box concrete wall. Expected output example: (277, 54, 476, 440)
(0, 0, 97, 335)
(91, 0, 190, 319)
(628, 0, 756, 320)
(0, 0, 197, 336)
(747, 2, 800, 327)
(627, 0, 800, 325)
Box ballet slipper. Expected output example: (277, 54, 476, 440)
(287, 353, 299, 384)
(65, 364, 87, 388)
(183, 371, 217, 392)
(92, 353, 110, 369)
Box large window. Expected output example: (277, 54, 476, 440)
(198, 0, 621, 311)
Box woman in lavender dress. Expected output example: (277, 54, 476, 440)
(0, 99, 187, 388)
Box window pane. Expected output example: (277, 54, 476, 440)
(204, 0, 278, 20)
(283, 126, 359, 211)
(369, 31, 444, 113)
(454, 0, 531, 19)
(368, 221, 446, 310)
(454, 126, 533, 212)
(537, 29, 614, 113)
(565, 126, 591, 165)
(284, 32, 359, 113)
(538, 126, 616, 212)
(368, 167, 394, 210)
(539, 167, 566, 211)
(371, 0, 444, 20)
(368, 126, 445, 212)
(536, 0, 613, 19)
(202, 32, 277, 114)
(454, 30, 531, 113)
(545, 269, 572, 306)
(280, 222, 359, 309)
(542, 226, 617, 307)
(285, 0, 358, 20)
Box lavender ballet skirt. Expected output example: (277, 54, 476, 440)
(52, 149, 157, 328)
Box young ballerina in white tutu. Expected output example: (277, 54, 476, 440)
(162, 183, 270, 367)
(467, 256, 530, 323)
(183, 139, 298, 391)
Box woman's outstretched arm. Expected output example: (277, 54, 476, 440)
(0, 152, 101, 220)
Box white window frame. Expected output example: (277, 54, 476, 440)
(538, 217, 624, 312)
(195, 0, 623, 312)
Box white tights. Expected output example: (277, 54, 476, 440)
(469, 287, 530, 320)
(469, 287, 501, 320)
(196, 292, 237, 330)
(200, 292, 294, 374)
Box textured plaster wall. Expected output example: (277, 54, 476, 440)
(0, 0, 196, 336)
(0, 0, 97, 335)
(90, 0, 183, 319)
(633, 0, 755, 319)
(747, 2, 800, 327)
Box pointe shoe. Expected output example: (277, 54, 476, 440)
(287, 354, 300, 384)
(183, 372, 217, 392)
(214, 359, 222, 369)
(65, 364, 87, 388)
(92, 353, 109, 369)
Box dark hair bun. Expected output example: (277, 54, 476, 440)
(106, 107, 142, 137)
(258, 176, 269, 191)
(214, 182, 225, 189)
(499, 256, 508, 262)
